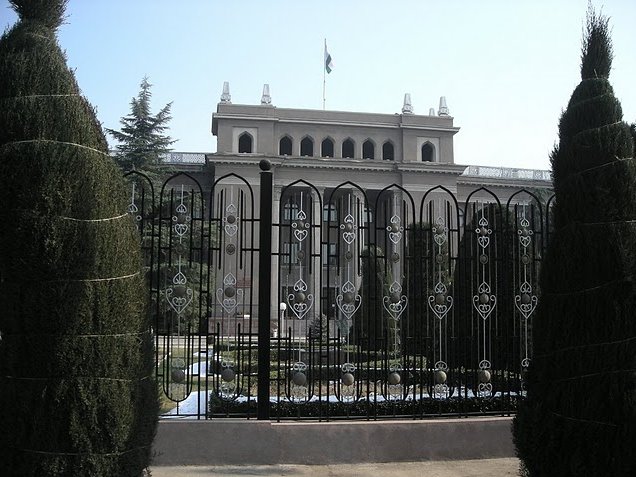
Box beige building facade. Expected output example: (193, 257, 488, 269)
(197, 86, 552, 330)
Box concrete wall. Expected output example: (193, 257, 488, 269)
(153, 417, 515, 466)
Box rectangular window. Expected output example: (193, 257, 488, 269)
(282, 242, 300, 264)
(323, 204, 338, 223)
(322, 243, 337, 266)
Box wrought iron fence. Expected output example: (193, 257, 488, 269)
(124, 162, 553, 420)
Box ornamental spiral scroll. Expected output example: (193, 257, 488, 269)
(165, 256, 193, 315)
(287, 274, 314, 320)
(383, 281, 408, 321)
(515, 215, 538, 320)
(172, 184, 192, 243)
(216, 272, 244, 314)
(428, 216, 453, 320)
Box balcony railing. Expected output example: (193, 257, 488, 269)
(463, 165, 551, 182)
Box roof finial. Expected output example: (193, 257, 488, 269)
(402, 93, 413, 114)
(261, 84, 272, 105)
(438, 96, 449, 116)
(429, 107, 436, 116)
(220, 81, 231, 104)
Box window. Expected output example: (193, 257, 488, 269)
(321, 138, 334, 158)
(279, 136, 292, 155)
(300, 136, 314, 156)
(363, 140, 375, 159)
(282, 242, 300, 264)
(238, 132, 253, 153)
(422, 142, 434, 162)
(342, 138, 355, 158)
(363, 207, 373, 224)
(382, 141, 394, 161)
(323, 204, 338, 223)
(322, 243, 337, 266)
(283, 203, 299, 221)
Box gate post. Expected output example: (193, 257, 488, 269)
(257, 159, 272, 419)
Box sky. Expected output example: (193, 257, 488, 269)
(1, 0, 635, 171)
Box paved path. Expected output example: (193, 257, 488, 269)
(151, 458, 520, 476)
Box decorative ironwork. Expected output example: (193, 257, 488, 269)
(172, 184, 191, 242)
(429, 281, 452, 320)
(216, 272, 244, 314)
(125, 167, 552, 420)
(387, 214, 404, 244)
(290, 361, 309, 402)
(340, 212, 356, 244)
(433, 360, 449, 399)
(223, 202, 239, 236)
(128, 182, 142, 222)
(477, 359, 493, 397)
(473, 281, 497, 320)
(292, 209, 310, 242)
(219, 358, 237, 399)
(336, 279, 361, 320)
(165, 256, 193, 315)
(383, 281, 408, 321)
(287, 274, 314, 320)
(387, 363, 404, 400)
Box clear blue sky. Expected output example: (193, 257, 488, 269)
(2, 0, 635, 170)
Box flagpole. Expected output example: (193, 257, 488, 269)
(323, 38, 326, 110)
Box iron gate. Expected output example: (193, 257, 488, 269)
(124, 161, 552, 420)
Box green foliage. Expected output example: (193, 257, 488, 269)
(107, 76, 176, 170)
(580, 3, 612, 80)
(514, 7, 636, 476)
(403, 222, 451, 348)
(353, 245, 389, 351)
(0, 3, 157, 476)
(9, 0, 67, 30)
(210, 394, 521, 419)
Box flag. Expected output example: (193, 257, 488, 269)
(325, 44, 333, 74)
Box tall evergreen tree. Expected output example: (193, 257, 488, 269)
(0, 1, 157, 475)
(403, 222, 451, 354)
(514, 7, 636, 476)
(354, 245, 389, 351)
(106, 76, 175, 170)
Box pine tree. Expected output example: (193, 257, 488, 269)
(514, 7, 636, 476)
(107, 76, 175, 170)
(0, 1, 158, 475)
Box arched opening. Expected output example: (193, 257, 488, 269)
(382, 141, 394, 161)
(321, 138, 334, 158)
(421, 142, 434, 162)
(300, 136, 314, 157)
(279, 136, 292, 156)
(342, 138, 355, 158)
(363, 140, 375, 159)
(238, 132, 253, 153)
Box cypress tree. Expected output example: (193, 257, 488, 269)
(514, 7, 636, 476)
(0, 1, 158, 476)
(354, 245, 388, 351)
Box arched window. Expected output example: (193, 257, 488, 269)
(279, 136, 292, 156)
(238, 132, 253, 153)
(382, 141, 394, 161)
(342, 138, 355, 158)
(421, 142, 434, 162)
(300, 136, 314, 157)
(362, 140, 375, 159)
(321, 138, 334, 158)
